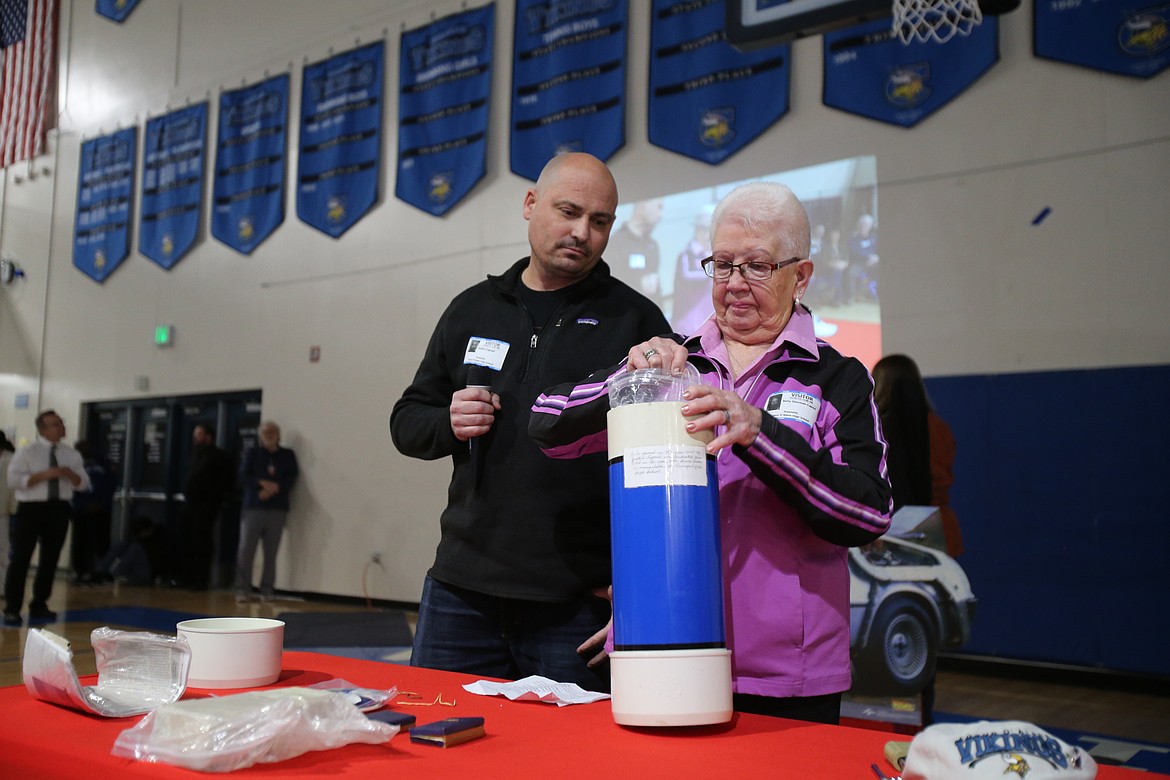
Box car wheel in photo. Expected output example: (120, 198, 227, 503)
(858, 597, 938, 695)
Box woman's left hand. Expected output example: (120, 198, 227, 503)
(681, 384, 762, 454)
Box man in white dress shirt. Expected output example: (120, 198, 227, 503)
(4, 410, 90, 627)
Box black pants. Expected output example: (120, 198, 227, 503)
(179, 503, 220, 589)
(734, 691, 842, 725)
(4, 501, 71, 614)
(70, 508, 112, 579)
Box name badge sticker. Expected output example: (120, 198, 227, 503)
(464, 337, 509, 371)
(765, 391, 821, 428)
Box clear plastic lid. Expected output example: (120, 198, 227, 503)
(608, 364, 701, 408)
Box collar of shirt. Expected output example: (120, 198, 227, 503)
(694, 305, 820, 382)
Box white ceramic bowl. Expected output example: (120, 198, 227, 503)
(176, 617, 285, 689)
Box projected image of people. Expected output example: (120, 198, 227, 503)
(847, 213, 880, 304)
(671, 204, 715, 336)
(604, 157, 881, 369)
(607, 197, 665, 297)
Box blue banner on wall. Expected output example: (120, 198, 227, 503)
(397, 5, 494, 217)
(510, 0, 627, 182)
(1035, 0, 1170, 78)
(648, 0, 789, 166)
(823, 18, 998, 128)
(298, 41, 384, 238)
(96, 0, 140, 23)
(213, 74, 289, 254)
(74, 127, 136, 283)
(140, 103, 207, 270)
(650, 0, 795, 166)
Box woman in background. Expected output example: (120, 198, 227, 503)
(69, 440, 116, 585)
(871, 353, 962, 558)
(871, 353, 962, 725)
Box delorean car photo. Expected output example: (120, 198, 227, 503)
(848, 530, 977, 695)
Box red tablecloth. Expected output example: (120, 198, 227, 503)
(0, 651, 1158, 778)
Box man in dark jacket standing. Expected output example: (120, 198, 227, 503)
(234, 421, 298, 602)
(179, 423, 232, 590)
(390, 153, 669, 692)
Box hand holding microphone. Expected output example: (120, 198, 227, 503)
(458, 364, 499, 490)
(450, 364, 500, 442)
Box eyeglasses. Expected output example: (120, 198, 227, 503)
(700, 255, 803, 282)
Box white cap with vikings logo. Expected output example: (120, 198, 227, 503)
(903, 720, 1097, 780)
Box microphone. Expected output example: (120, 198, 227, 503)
(466, 364, 493, 392)
(466, 364, 496, 489)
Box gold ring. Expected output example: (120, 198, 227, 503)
(643, 348, 658, 359)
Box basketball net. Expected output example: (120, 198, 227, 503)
(891, 0, 983, 44)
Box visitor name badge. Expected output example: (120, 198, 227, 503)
(464, 337, 509, 371)
(765, 391, 821, 428)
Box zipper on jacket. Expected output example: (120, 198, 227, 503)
(520, 302, 571, 382)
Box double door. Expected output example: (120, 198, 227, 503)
(81, 390, 262, 587)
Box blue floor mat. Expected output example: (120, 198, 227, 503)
(277, 610, 413, 649)
(62, 606, 209, 632)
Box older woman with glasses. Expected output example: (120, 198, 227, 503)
(530, 181, 892, 725)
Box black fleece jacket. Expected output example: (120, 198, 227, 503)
(390, 258, 670, 601)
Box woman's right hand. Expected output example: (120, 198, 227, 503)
(626, 337, 689, 375)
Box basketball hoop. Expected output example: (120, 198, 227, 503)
(891, 0, 983, 44)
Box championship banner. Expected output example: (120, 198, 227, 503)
(140, 102, 208, 270)
(648, 0, 790, 166)
(510, 0, 628, 182)
(213, 73, 289, 254)
(397, 4, 494, 217)
(74, 127, 136, 283)
(96, 0, 140, 23)
(1034, 0, 1170, 79)
(297, 41, 384, 238)
(823, 18, 998, 128)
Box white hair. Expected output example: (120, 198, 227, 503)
(710, 181, 811, 259)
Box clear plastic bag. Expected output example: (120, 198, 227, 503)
(608, 364, 702, 408)
(23, 627, 190, 717)
(306, 677, 397, 712)
(111, 687, 397, 772)
(88, 626, 192, 714)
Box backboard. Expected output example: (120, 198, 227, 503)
(725, 0, 892, 50)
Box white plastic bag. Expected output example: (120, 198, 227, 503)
(112, 687, 396, 772)
(23, 627, 190, 717)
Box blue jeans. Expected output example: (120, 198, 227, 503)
(411, 576, 611, 693)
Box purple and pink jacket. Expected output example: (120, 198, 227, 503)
(529, 306, 892, 698)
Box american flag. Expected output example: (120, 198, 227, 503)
(1, 0, 57, 169)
